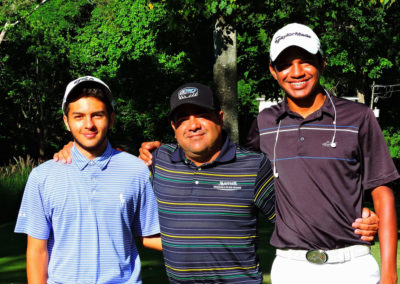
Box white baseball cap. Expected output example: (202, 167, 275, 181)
(62, 76, 113, 114)
(270, 23, 322, 62)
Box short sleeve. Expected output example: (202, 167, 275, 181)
(14, 168, 51, 239)
(254, 154, 276, 223)
(245, 118, 261, 152)
(359, 109, 399, 190)
(132, 170, 160, 237)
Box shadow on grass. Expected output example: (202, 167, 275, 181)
(0, 216, 277, 284)
(0, 222, 27, 283)
(2, 201, 399, 284)
(136, 241, 169, 283)
(256, 217, 275, 284)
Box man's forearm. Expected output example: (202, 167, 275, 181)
(27, 237, 48, 284)
(371, 185, 398, 283)
(141, 234, 162, 251)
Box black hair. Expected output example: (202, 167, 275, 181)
(64, 82, 114, 116)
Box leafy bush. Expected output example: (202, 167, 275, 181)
(0, 156, 38, 224)
(382, 127, 400, 159)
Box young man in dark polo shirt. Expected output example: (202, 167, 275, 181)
(245, 23, 398, 283)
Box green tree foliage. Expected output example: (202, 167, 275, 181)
(0, 0, 49, 44)
(383, 128, 400, 159)
(0, 0, 86, 160)
(1, 0, 399, 162)
(233, 0, 400, 143)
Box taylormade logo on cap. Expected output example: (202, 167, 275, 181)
(270, 23, 322, 62)
(275, 32, 311, 44)
(72, 76, 96, 85)
(178, 87, 199, 100)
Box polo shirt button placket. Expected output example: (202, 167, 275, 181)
(88, 162, 97, 201)
(194, 167, 202, 186)
(298, 123, 306, 155)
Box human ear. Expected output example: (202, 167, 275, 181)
(321, 57, 327, 72)
(171, 121, 178, 139)
(63, 115, 71, 131)
(218, 110, 224, 124)
(109, 112, 116, 129)
(269, 64, 278, 80)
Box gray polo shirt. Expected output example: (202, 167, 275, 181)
(246, 93, 399, 250)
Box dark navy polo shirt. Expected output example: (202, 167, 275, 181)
(150, 136, 275, 283)
(246, 93, 399, 250)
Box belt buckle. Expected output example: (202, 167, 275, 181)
(306, 250, 328, 264)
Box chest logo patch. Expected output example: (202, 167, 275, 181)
(213, 181, 242, 191)
(120, 193, 126, 208)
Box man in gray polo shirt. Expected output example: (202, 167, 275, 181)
(245, 23, 398, 283)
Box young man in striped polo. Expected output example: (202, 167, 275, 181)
(15, 76, 161, 283)
(246, 23, 398, 283)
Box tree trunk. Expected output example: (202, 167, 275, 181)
(213, 16, 238, 143)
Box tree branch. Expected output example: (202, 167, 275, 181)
(0, 0, 49, 45)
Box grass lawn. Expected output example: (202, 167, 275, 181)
(1, 207, 399, 284)
(0, 222, 27, 284)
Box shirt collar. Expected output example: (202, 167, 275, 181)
(171, 133, 236, 166)
(275, 88, 335, 121)
(71, 142, 113, 171)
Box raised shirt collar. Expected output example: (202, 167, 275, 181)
(71, 142, 113, 171)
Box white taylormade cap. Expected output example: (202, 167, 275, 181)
(270, 23, 322, 62)
(62, 76, 113, 114)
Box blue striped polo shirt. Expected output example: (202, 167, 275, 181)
(150, 136, 275, 283)
(15, 143, 160, 283)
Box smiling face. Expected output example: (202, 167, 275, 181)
(171, 105, 224, 166)
(63, 96, 115, 159)
(269, 46, 325, 105)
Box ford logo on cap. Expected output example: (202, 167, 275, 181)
(178, 87, 199, 100)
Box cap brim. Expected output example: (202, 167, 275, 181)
(169, 101, 216, 121)
(271, 41, 320, 62)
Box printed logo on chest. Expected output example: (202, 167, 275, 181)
(213, 180, 242, 191)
